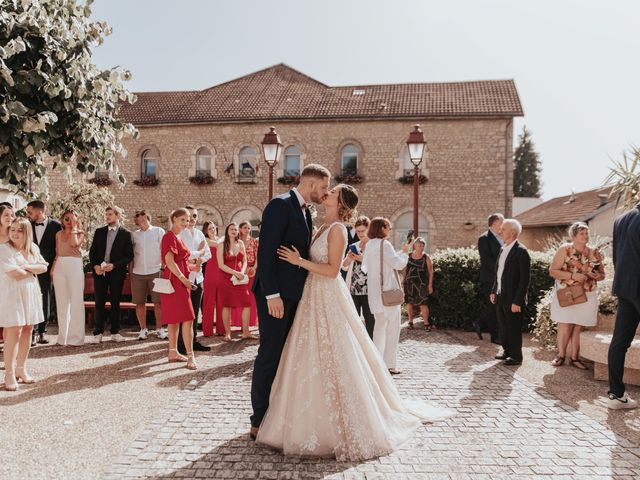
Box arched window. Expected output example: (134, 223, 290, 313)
(230, 208, 262, 238)
(392, 211, 429, 250)
(341, 144, 359, 175)
(284, 146, 301, 176)
(196, 147, 212, 175)
(141, 148, 158, 177)
(400, 147, 415, 177)
(237, 146, 258, 182)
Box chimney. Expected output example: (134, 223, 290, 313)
(598, 193, 608, 207)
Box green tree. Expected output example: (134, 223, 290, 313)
(0, 0, 137, 194)
(513, 126, 542, 197)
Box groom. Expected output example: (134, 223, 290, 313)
(250, 164, 331, 439)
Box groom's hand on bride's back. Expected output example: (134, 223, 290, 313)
(267, 297, 285, 319)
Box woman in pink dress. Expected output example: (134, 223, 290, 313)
(231, 221, 259, 329)
(201, 221, 221, 337)
(160, 208, 197, 370)
(216, 223, 254, 341)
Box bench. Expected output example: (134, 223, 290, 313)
(580, 313, 640, 386)
(84, 272, 155, 327)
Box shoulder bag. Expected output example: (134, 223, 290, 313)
(153, 271, 175, 294)
(380, 241, 405, 306)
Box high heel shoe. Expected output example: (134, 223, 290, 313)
(186, 353, 197, 370)
(15, 367, 35, 384)
(4, 375, 19, 391)
(168, 348, 187, 363)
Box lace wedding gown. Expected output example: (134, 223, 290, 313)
(256, 223, 452, 461)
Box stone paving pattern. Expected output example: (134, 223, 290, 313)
(104, 329, 640, 479)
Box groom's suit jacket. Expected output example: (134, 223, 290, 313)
(254, 190, 312, 302)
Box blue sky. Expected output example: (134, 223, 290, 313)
(90, 0, 640, 200)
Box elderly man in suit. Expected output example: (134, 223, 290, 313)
(88, 206, 134, 343)
(27, 200, 62, 345)
(606, 200, 640, 410)
(490, 219, 530, 366)
(476, 213, 504, 342)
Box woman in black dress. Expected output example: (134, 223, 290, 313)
(403, 237, 434, 330)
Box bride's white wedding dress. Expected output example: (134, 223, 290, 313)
(256, 222, 452, 461)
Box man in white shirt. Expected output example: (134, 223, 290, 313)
(178, 206, 212, 353)
(131, 211, 166, 340)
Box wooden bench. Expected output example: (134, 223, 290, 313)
(84, 272, 155, 327)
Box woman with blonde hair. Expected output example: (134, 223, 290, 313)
(0, 204, 15, 347)
(52, 209, 86, 346)
(0, 217, 48, 390)
(549, 222, 605, 369)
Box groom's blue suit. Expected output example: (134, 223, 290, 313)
(251, 190, 312, 428)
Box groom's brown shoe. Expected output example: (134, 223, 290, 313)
(249, 426, 259, 441)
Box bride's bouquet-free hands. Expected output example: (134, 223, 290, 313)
(277, 245, 302, 266)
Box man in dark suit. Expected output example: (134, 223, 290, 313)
(490, 219, 530, 366)
(88, 206, 134, 343)
(249, 164, 331, 440)
(606, 201, 640, 409)
(27, 200, 62, 345)
(340, 222, 358, 280)
(476, 213, 504, 343)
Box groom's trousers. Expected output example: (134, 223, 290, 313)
(250, 286, 299, 428)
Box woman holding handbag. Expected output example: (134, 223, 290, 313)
(362, 217, 412, 375)
(549, 222, 605, 369)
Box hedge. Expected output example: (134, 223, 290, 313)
(428, 247, 554, 331)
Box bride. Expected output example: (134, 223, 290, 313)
(255, 184, 452, 461)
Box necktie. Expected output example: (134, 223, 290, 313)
(303, 206, 313, 238)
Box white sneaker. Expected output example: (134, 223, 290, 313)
(137, 328, 148, 341)
(88, 334, 103, 344)
(156, 327, 168, 340)
(111, 333, 126, 342)
(606, 392, 638, 410)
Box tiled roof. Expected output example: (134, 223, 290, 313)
(120, 64, 524, 125)
(515, 187, 617, 228)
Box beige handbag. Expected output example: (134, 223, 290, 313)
(556, 284, 587, 308)
(152, 272, 175, 294)
(380, 241, 404, 306)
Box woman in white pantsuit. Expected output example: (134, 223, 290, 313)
(52, 210, 86, 346)
(362, 217, 411, 374)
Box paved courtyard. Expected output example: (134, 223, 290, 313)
(98, 329, 640, 480)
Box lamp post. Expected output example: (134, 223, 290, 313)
(261, 126, 283, 201)
(406, 125, 427, 239)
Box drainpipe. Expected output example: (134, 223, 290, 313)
(504, 119, 513, 216)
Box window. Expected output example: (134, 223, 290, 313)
(341, 144, 359, 175)
(196, 147, 212, 175)
(283, 146, 301, 176)
(400, 147, 415, 177)
(141, 148, 158, 177)
(392, 211, 429, 250)
(237, 146, 258, 182)
(95, 166, 110, 180)
(230, 208, 262, 237)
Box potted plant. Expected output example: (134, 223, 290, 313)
(335, 169, 364, 184)
(133, 175, 160, 187)
(398, 173, 428, 185)
(189, 173, 215, 185)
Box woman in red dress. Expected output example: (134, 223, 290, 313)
(216, 223, 254, 341)
(201, 221, 221, 337)
(232, 221, 259, 329)
(161, 208, 197, 369)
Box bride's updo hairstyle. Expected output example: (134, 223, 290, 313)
(337, 184, 359, 223)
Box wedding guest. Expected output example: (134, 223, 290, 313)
(160, 208, 196, 370)
(201, 221, 221, 337)
(177, 206, 211, 353)
(237, 221, 259, 329)
(131, 211, 165, 341)
(52, 210, 86, 346)
(341, 220, 358, 280)
(490, 219, 531, 366)
(606, 198, 640, 409)
(477, 213, 504, 342)
(217, 222, 254, 341)
(362, 217, 412, 374)
(0, 204, 14, 346)
(27, 200, 61, 345)
(342, 216, 376, 338)
(549, 222, 605, 368)
(88, 206, 133, 343)
(403, 237, 434, 331)
(0, 218, 48, 390)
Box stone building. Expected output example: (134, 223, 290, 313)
(52, 64, 523, 251)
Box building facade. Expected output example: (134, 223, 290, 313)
(49, 64, 523, 251)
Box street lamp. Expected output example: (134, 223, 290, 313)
(406, 124, 427, 239)
(261, 126, 283, 200)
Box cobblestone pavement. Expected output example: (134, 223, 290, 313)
(105, 330, 640, 479)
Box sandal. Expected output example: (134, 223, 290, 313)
(570, 358, 588, 370)
(168, 349, 187, 363)
(424, 323, 432, 332)
(551, 356, 565, 367)
(407, 322, 414, 329)
(186, 353, 198, 370)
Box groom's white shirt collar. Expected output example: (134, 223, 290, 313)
(292, 187, 306, 208)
